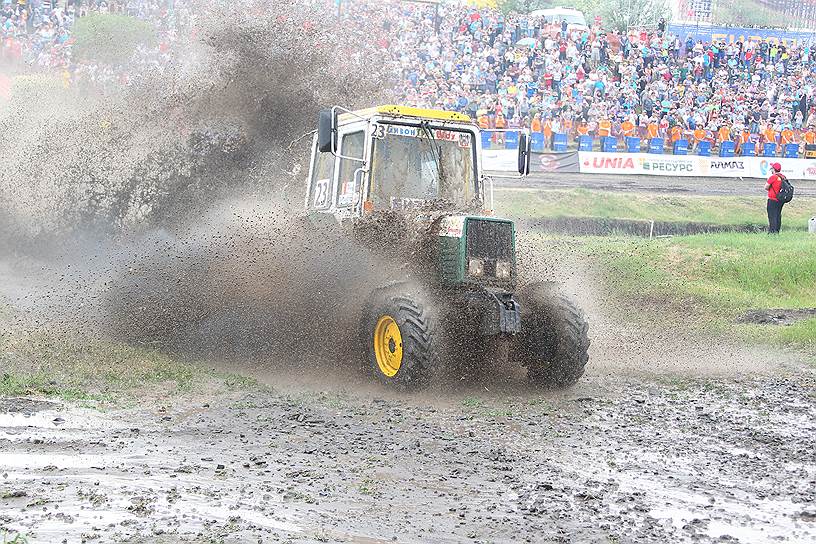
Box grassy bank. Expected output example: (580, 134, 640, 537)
(0, 329, 256, 403)
(579, 231, 816, 350)
(497, 188, 816, 228)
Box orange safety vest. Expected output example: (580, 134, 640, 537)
(543, 120, 553, 138)
(739, 130, 750, 144)
(621, 121, 635, 137)
(670, 126, 683, 142)
(717, 127, 730, 142)
(531, 118, 542, 132)
(478, 115, 490, 129)
(804, 130, 816, 145)
(562, 118, 574, 133)
(646, 123, 659, 139)
(577, 123, 589, 135)
(495, 115, 507, 129)
(780, 129, 794, 144)
(693, 128, 707, 141)
(598, 120, 612, 137)
(763, 128, 777, 143)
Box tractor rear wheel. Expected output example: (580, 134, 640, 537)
(513, 281, 590, 389)
(362, 284, 440, 390)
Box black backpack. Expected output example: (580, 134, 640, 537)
(777, 174, 795, 204)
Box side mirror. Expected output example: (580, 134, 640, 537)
(518, 132, 531, 175)
(318, 109, 337, 154)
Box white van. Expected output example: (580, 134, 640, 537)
(529, 7, 589, 32)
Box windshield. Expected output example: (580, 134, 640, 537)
(370, 124, 476, 209)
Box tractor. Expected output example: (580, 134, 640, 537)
(306, 105, 589, 390)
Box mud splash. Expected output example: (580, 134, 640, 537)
(101, 200, 394, 362)
(0, 0, 397, 371)
(0, 0, 390, 244)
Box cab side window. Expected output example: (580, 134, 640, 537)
(309, 145, 335, 209)
(337, 131, 365, 207)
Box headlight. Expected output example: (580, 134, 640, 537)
(495, 260, 512, 279)
(468, 258, 485, 277)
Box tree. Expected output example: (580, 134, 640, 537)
(598, 0, 671, 31)
(72, 14, 157, 65)
(712, 0, 790, 28)
(496, 0, 553, 15)
(552, 0, 670, 32)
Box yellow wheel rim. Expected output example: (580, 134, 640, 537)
(374, 315, 403, 378)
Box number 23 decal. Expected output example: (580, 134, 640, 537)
(313, 179, 330, 207)
(373, 124, 386, 139)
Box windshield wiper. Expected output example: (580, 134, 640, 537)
(419, 121, 443, 183)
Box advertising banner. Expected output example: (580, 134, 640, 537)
(578, 152, 702, 176)
(531, 151, 579, 173)
(483, 149, 517, 172)
(484, 150, 579, 173)
(669, 23, 816, 47)
(487, 147, 816, 179)
(702, 158, 752, 177)
(577, 152, 816, 181)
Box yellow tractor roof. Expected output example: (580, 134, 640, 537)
(340, 105, 472, 124)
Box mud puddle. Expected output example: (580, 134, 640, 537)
(737, 308, 816, 326)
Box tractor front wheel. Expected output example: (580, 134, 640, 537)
(362, 285, 440, 390)
(513, 281, 590, 389)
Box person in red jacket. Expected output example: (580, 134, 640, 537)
(765, 162, 785, 234)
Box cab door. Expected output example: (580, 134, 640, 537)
(333, 125, 368, 219)
(306, 133, 337, 212)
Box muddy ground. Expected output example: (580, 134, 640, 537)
(2, 367, 815, 544)
(2, 266, 815, 544)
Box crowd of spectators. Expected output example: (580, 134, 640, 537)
(349, 1, 816, 153)
(0, 0, 188, 86)
(4, 0, 816, 153)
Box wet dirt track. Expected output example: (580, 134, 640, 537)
(2, 368, 815, 543)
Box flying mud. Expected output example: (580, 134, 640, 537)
(1, 1, 814, 542)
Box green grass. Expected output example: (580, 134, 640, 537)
(462, 396, 485, 408)
(579, 232, 816, 350)
(496, 188, 816, 228)
(588, 232, 816, 312)
(739, 319, 816, 348)
(0, 328, 257, 403)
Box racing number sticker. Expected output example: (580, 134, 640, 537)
(373, 124, 386, 139)
(313, 179, 330, 208)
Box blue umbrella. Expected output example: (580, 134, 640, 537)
(516, 37, 537, 49)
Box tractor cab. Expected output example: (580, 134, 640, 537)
(305, 105, 530, 218)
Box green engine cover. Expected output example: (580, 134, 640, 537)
(436, 216, 516, 288)
(438, 235, 465, 285)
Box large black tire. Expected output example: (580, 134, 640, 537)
(513, 281, 590, 388)
(361, 284, 441, 390)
